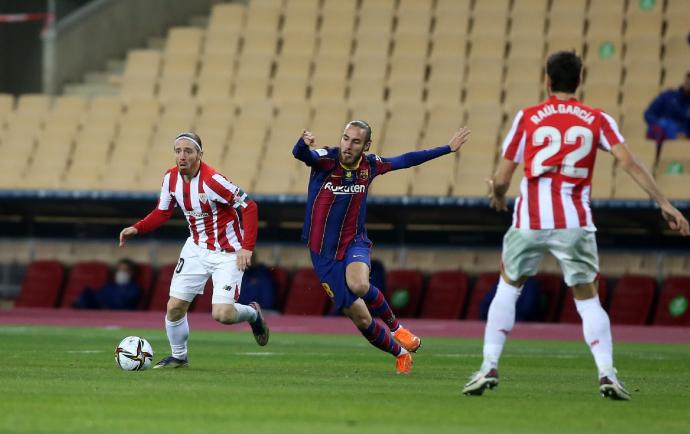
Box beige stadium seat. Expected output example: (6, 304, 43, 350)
(282, 8, 318, 35)
(599, 253, 643, 276)
(348, 77, 386, 103)
(357, 8, 395, 38)
(245, 2, 281, 32)
(253, 167, 296, 195)
(235, 52, 274, 81)
(464, 83, 502, 107)
(310, 76, 347, 104)
(51, 95, 88, 118)
(0, 93, 13, 122)
(349, 100, 386, 132)
(122, 98, 160, 121)
(656, 174, 690, 200)
(657, 140, 690, 175)
(433, 0, 470, 34)
(395, 9, 432, 36)
(409, 157, 454, 196)
(86, 96, 122, 121)
(204, 31, 241, 58)
(465, 103, 503, 133)
(466, 57, 503, 85)
(469, 32, 506, 60)
(320, 5, 356, 34)
(584, 59, 622, 84)
(665, 11, 690, 40)
(662, 60, 690, 87)
(207, 3, 245, 33)
(547, 12, 586, 39)
(123, 49, 161, 78)
(505, 57, 543, 83)
(426, 77, 463, 106)
(429, 32, 467, 61)
(196, 75, 233, 101)
(160, 56, 198, 80)
(504, 80, 542, 109)
(664, 35, 690, 61)
(16, 94, 51, 116)
(613, 170, 650, 199)
(281, 31, 317, 57)
(274, 54, 311, 81)
(121, 76, 157, 100)
(353, 31, 391, 57)
(312, 54, 349, 82)
(661, 255, 690, 278)
(624, 59, 661, 85)
(474, 250, 502, 273)
(317, 31, 353, 57)
(369, 170, 412, 196)
(350, 53, 387, 81)
(428, 56, 464, 82)
(309, 101, 349, 136)
(276, 245, 313, 269)
(402, 249, 436, 271)
(241, 29, 279, 56)
(624, 35, 661, 64)
(588, 0, 624, 16)
(158, 76, 194, 101)
(360, 0, 395, 13)
(232, 76, 270, 103)
(625, 10, 663, 38)
(165, 27, 203, 56)
(389, 57, 426, 85)
(586, 13, 624, 42)
(620, 82, 659, 108)
(507, 32, 545, 61)
(425, 104, 464, 135)
(581, 82, 619, 112)
(392, 32, 429, 58)
(590, 154, 614, 199)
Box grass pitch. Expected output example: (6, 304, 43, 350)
(1, 325, 688, 434)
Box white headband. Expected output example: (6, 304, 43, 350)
(174, 135, 202, 151)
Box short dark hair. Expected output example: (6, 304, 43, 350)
(116, 258, 138, 279)
(175, 132, 203, 151)
(345, 120, 372, 143)
(546, 51, 582, 93)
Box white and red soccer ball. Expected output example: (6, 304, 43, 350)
(115, 336, 154, 371)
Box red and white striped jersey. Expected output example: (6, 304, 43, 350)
(501, 95, 624, 230)
(134, 162, 258, 252)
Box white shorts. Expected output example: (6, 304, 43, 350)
(501, 227, 599, 287)
(169, 238, 244, 304)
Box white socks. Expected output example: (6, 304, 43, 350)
(481, 277, 521, 372)
(233, 303, 258, 324)
(165, 315, 189, 360)
(575, 296, 615, 379)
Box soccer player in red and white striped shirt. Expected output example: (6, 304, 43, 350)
(119, 132, 269, 368)
(463, 51, 689, 400)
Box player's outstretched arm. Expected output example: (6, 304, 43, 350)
(612, 142, 690, 235)
(383, 127, 471, 171)
(119, 226, 138, 247)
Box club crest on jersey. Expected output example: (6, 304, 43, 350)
(198, 193, 208, 204)
(359, 169, 369, 179)
(323, 182, 365, 195)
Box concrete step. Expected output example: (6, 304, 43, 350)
(106, 59, 125, 75)
(147, 36, 166, 50)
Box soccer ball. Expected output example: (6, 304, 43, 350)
(115, 336, 154, 371)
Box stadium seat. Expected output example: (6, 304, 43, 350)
(420, 271, 469, 319)
(559, 276, 610, 323)
(60, 261, 110, 308)
(608, 275, 656, 325)
(283, 268, 330, 315)
(15, 260, 65, 308)
(148, 264, 176, 311)
(534, 273, 564, 322)
(383, 270, 424, 318)
(135, 263, 155, 310)
(653, 276, 690, 326)
(465, 272, 500, 319)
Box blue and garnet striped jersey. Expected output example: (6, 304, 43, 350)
(293, 137, 452, 260)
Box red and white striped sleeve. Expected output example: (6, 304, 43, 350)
(501, 110, 527, 162)
(133, 171, 176, 234)
(598, 111, 625, 151)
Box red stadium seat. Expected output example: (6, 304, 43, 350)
(190, 280, 214, 313)
(420, 271, 470, 319)
(465, 272, 500, 320)
(15, 260, 65, 308)
(559, 275, 609, 323)
(283, 268, 330, 315)
(653, 276, 690, 326)
(136, 263, 155, 309)
(384, 270, 424, 318)
(608, 275, 656, 325)
(534, 273, 564, 322)
(148, 264, 176, 311)
(60, 261, 110, 308)
(270, 266, 290, 312)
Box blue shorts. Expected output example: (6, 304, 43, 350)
(310, 242, 371, 310)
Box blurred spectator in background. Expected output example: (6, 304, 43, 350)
(237, 260, 276, 311)
(73, 259, 141, 310)
(645, 71, 690, 150)
(369, 259, 386, 294)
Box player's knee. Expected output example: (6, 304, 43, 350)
(353, 316, 371, 330)
(212, 305, 237, 324)
(347, 279, 369, 296)
(166, 300, 188, 321)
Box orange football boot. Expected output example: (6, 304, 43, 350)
(393, 326, 422, 353)
(396, 352, 413, 374)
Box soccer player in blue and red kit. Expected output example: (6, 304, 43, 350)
(293, 121, 470, 374)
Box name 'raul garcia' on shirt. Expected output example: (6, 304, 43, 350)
(530, 103, 595, 126)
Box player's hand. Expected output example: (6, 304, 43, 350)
(119, 227, 138, 247)
(660, 203, 690, 236)
(237, 249, 253, 271)
(448, 127, 471, 152)
(487, 179, 508, 212)
(302, 129, 316, 147)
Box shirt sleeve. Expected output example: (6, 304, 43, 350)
(598, 111, 625, 151)
(374, 145, 452, 175)
(206, 174, 258, 251)
(501, 110, 527, 162)
(292, 137, 332, 166)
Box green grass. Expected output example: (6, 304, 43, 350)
(1, 325, 689, 434)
